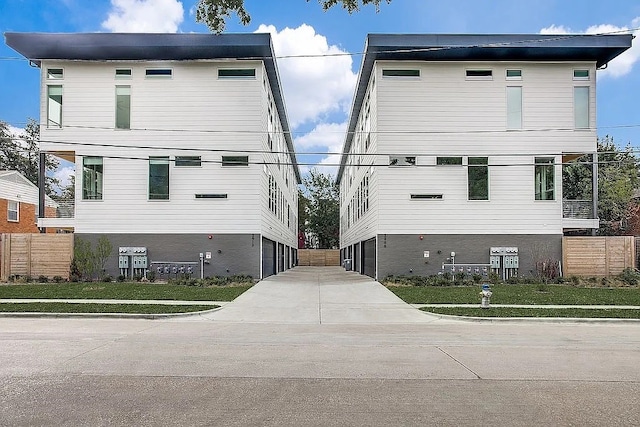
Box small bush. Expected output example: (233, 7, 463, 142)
(37, 275, 49, 283)
(100, 275, 114, 283)
(147, 270, 156, 283)
(117, 275, 126, 283)
(53, 276, 64, 283)
(617, 268, 640, 286)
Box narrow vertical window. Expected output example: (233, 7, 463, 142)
(535, 158, 555, 200)
(149, 157, 169, 200)
(506, 86, 522, 130)
(7, 201, 19, 222)
(115, 86, 131, 129)
(47, 85, 63, 128)
(468, 157, 489, 200)
(82, 157, 104, 200)
(574, 87, 589, 129)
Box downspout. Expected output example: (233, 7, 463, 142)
(38, 152, 46, 233)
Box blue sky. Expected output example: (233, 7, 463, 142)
(1, 0, 639, 179)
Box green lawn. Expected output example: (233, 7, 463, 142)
(423, 307, 640, 319)
(0, 302, 216, 314)
(388, 284, 640, 305)
(0, 282, 252, 301)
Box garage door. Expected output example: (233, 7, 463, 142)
(362, 238, 376, 279)
(262, 237, 276, 278)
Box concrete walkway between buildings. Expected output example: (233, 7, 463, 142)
(197, 266, 443, 324)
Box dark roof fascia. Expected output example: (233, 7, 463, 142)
(4, 32, 301, 183)
(336, 33, 634, 184)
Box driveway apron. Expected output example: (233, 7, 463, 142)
(200, 266, 440, 324)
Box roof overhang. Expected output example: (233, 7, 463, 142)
(4, 32, 301, 184)
(336, 33, 634, 184)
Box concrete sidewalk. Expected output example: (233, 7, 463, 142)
(0, 299, 226, 306)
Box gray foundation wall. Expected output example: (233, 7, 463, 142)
(376, 234, 563, 279)
(77, 233, 261, 279)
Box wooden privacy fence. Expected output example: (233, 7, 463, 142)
(298, 249, 341, 267)
(562, 236, 635, 277)
(1, 233, 74, 281)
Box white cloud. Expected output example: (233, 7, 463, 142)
(295, 122, 347, 177)
(102, 0, 184, 33)
(53, 165, 75, 189)
(540, 18, 639, 78)
(256, 24, 357, 129)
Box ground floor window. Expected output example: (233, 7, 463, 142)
(7, 200, 18, 222)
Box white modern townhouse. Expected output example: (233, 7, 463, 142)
(6, 32, 300, 279)
(337, 34, 632, 280)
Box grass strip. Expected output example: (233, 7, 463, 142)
(422, 307, 640, 319)
(0, 283, 252, 301)
(0, 302, 217, 314)
(389, 284, 640, 305)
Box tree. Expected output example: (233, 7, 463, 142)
(0, 119, 60, 195)
(302, 168, 339, 249)
(297, 189, 311, 247)
(196, 0, 391, 33)
(562, 136, 639, 235)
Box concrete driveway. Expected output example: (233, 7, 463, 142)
(198, 266, 441, 324)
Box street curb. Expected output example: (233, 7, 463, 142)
(422, 311, 640, 324)
(0, 305, 223, 320)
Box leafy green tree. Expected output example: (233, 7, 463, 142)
(302, 168, 339, 249)
(196, 0, 391, 33)
(297, 189, 311, 247)
(563, 136, 639, 235)
(0, 119, 60, 195)
(94, 236, 113, 277)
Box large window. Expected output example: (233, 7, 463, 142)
(468, 157, 489, 200)
(115, 86, 131, 129)
(82, 157, 103, 200)
(47, 85, 63, 128)
(535, 157, 555, 200)
(506, 86, 522, 130)
(149, 157, 169, 200)
(7, 201, 18, 222)
(574, 87, 590, 129)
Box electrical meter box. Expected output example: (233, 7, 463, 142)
(132, 256, 148, 268)
(118, 256, 129, 269)
(490, 255, 501, 269)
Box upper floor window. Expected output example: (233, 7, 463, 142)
(47, 68, 63, 79)
(382, 69, 420, 78)
(506, 86, 522, 130)
(218, 69, 256, 79)
(436, 156, 463, 165)
(389, 156, 416, 166)
(468, 157, 489, 200)
(149, 157, 170, 200)
(466, 69, 493, 80)
(506, 69, 522, 80)
(574, 87, 590, 129)
(222, 156, 249, 166)
(145, 69, 172, 78)
(115, 86, 131, 130)
(82, 156, 103, 200)
(7, 201, 18, 222)
(175, 156, 201, 167)
(115, 69, 132, 79)
(535, 157, 555, 200)
(47, 85, 63, 128)
(573, 69, 590, 80)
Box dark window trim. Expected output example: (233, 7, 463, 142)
(382, 69, 420, 78)
(436, 156, 463, 166)
(222, 155, 249, 166)
(218, 68, 256, 79)
(145, 69, 172, 78)
(175, 156, 202, 167)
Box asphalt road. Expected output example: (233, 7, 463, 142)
(1, 268, 639, 426)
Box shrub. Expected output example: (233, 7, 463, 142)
(617, 268, 640, 286)
(37, 275, 49, 283)
(53, 276, 64, 283)
(147, 270, 156, 283)
(100, 275, 114, 283)
(117, 275, 126, 283)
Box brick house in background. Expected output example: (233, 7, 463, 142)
(0, 171, 57, 233)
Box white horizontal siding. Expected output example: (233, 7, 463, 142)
(341, 61, 596, 241)
(38, 60, 298, 238)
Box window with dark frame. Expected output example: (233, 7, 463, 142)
(175, 156, 202, 167)
(82, 156, 103, 200)
(535, 157, 555, 200)
(149, 157, 170, 200)
(436, 157, 463, 165)
(468, 157, 489, 200)
(222, 156, 249, 166)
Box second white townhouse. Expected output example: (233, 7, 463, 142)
(5, 32, 300, 279)
(337, 33, 633, 280)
